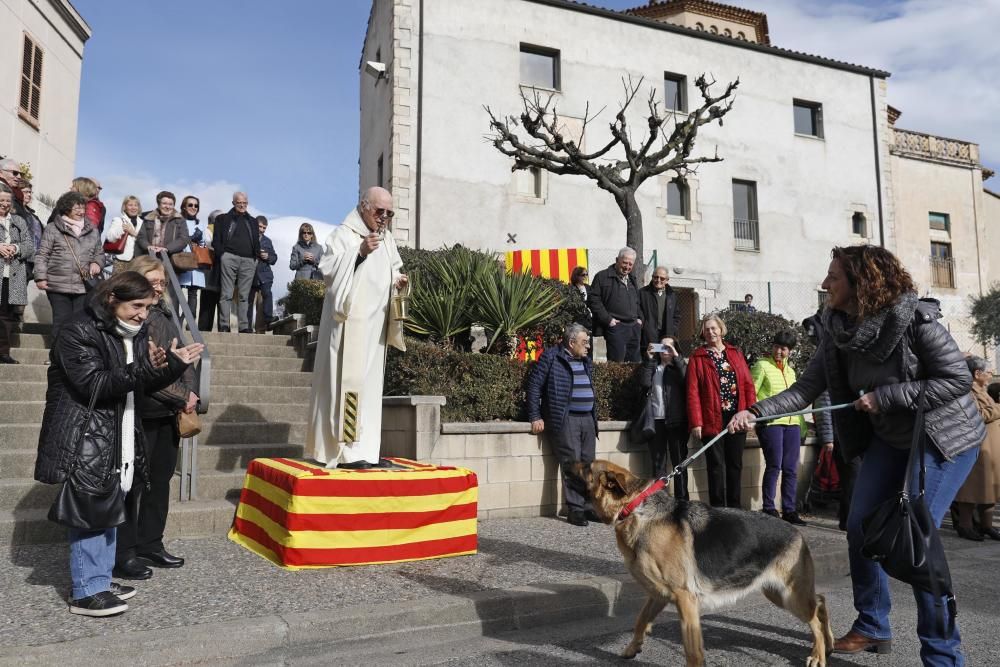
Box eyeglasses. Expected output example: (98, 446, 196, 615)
(186, 203, 199, 209)
(302, 232, 313, 236)
(652, 276, 668, 282)
(2, 169, 21, 177)
(374, 207, 395, 219)
(148, 279, 166, 288)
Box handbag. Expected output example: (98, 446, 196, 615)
(177, 410, 202, 438)
(103, 234, 127, 254)
(191, 243, 214, 268)
(64, 233, 104, 292)
(47, 377, 127, 531)
(860, 383, 956, 631)
(630, 389, 657, 443)
(171, 251, 199, 272)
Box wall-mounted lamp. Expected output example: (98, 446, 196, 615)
(365, 61, 387, 81)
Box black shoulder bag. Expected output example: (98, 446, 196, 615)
(861, 382, 956, 633)
(48, 376, 127, 531)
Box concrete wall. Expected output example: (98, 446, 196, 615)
(0, 0, 89, 202)
(382, 396, 819, 518)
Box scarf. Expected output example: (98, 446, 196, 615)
(115, 318, 141, 492)
(62, 215, 84, 237)
(822, 291, 919, 363)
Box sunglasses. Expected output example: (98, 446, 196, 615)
(3, 170, 21, 177)
(186, 203, 199, 209)
(373, 207, 395, 219)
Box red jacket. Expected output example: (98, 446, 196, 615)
(85, 197, 106, 234)
(686, 343, 756, 436)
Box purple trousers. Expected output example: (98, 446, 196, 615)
(759, 424, 801, 513)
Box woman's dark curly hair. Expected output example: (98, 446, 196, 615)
(831, 245, 915, 319)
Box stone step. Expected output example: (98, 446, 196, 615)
(0, 421, 307, 449)
(200, 332, 293, 347)
(0, 401, 310, 426)
(210, 355, 307, 372)
(0, 499, 237, 546)
(6, 345, 306, 366)
(0, 366, 312, 386)
(0, 383, 311, 405)
(8, 333, 50, 349)
(0, 442, 306, 478)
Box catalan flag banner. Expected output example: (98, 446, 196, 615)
(505, 248, 588, 283)
(228, 457, 478, 569)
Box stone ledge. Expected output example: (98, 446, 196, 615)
(383, 395, 447, 407)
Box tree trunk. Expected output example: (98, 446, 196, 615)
(617, 189, 645, 282)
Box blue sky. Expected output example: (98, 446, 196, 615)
(72, 0, 998, 234)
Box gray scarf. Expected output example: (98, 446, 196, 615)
(822, 291, 919, 363)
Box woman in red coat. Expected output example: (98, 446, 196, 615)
(686, 314, 756, 507)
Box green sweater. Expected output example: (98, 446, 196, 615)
(751, 356, 806, 433)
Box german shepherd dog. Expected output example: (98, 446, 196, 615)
(574, 460, 833, 667)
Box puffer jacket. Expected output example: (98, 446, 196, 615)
(753, 299, 985, 461)
(136, 210, 191, 255)
(138, 301, 194, 419)
(525, 346, 598, 434)
(34, 306, 190, 486)
(33, 217, 103, 294)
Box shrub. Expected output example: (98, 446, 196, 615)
(386, 337, 646, 422)
(718, 308, 816, 374)
(279, 279, 325, 325)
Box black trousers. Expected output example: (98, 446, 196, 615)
(650, 421, 689, 500)
(248, 280, 273, 331)
(833, 438, 859, 527)
(197, 289, 219, 332)
(549, 413, 597, 512)
(0, 278, 22, 356)
(703, 411, 746, 508)
(47, 291, 87, 340)
(603, 321, 641, 362)
(117, 415, 180, 560)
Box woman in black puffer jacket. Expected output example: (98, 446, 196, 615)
(34, 271, 203, 617)
(730, 245, 983, 665)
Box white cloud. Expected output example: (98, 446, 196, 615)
(751, 0, 1000, 173)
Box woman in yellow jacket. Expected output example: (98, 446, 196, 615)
(751, 330, 808, 525)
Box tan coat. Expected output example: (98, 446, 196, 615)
(954, 383, 1000, 504)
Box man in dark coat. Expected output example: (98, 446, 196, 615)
(587, 247, 642, 362)
(248, 216, 278, 333)
(212, 192, 260, 333)
(525, 324, 599, 527)
(639, 265, 681, 349)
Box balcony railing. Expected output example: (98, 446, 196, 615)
(930, 257, 955, 288)
(733, 217, 759, 251)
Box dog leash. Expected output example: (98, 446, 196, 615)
(614, 402, 855, 522)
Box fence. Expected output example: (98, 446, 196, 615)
(709, 279, 825, 324)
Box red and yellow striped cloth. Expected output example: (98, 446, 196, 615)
(228, 457, 478, 569)
(505, 248, 588, 283)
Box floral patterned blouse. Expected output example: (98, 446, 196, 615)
(707, 347, 739, 413)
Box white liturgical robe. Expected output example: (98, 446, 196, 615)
(306, 209, 405, 466)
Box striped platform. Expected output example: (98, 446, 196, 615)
(228, 457, 479, 569)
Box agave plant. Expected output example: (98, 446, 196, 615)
(472, 269, 562, 355)
(404, 246, 501, 346)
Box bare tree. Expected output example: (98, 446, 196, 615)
(485, 74, 738, 274)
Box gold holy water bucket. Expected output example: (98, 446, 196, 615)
(391, 281, 412, 321)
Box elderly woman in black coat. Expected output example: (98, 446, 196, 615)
(34, 271, 203, 617)
(730, 245, 983, 664)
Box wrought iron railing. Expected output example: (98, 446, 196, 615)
(152, 249, 211, 502)
(930, 256, 955, 288)
(733, 217, 760, 251)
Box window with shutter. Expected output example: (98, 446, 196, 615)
(18, 34, 43, 128)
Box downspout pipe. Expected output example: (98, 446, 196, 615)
(415, 0, 424, 249)
(869, 75, 886, 247)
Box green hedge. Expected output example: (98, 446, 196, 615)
(279, 279, 325, 326)
(386, 338, 645, 422)
(719, 308, 816, 375)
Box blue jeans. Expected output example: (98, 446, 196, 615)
(759, 424, 801, 513)
(69, 527, 116, 600)
(846, 438, 978, 666)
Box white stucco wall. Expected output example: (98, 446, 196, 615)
(0, 0, 89, 201)
(375, 0, 888, 327)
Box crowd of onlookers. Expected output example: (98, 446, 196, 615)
(0, 156, 330, 359)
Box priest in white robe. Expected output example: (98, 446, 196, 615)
(306, 186, 406, 468)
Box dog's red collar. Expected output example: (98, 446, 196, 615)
(614, 478, 666, 522)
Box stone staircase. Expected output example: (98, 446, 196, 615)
(0, 323, 313, 546)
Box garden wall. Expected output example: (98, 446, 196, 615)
(382, 397, 820, 518)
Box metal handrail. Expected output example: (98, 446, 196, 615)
(150, 248, 212, 501)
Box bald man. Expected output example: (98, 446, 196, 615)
(212, 192, 259, 332)
(306, 187, 408, 469)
